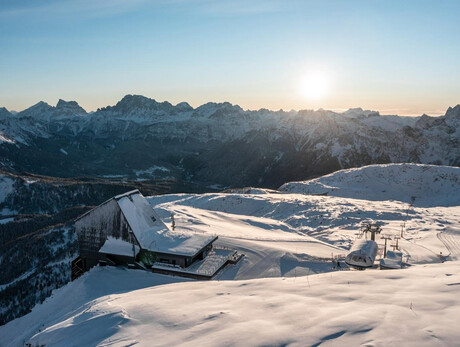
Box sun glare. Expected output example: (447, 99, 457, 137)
(299, 71, 330, 100)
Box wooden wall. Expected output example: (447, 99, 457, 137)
(75, 199, 136, 269)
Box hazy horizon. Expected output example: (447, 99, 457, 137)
(2, 94, 456, 117)
(1, 0, 459, 116)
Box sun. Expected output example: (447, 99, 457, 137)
(299, 70, 330, 100)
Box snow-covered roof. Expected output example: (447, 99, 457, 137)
(116, 191, 217, 257)
(100, 237, 140, 257)
(114, 189, 140, 200)
(380, 250, 403, 269)
(348, 239, 378, 256)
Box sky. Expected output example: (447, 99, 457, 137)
(1, 0, 459, 116)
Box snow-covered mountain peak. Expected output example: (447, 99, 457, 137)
(175, 101, 193, 112)
(117, 94, 173, 111)
(412, 106, 460, 135)
(117, 94, 158, 106)
(17, 101, 55, 119)
(55, 99, 87, 116)
(0, 107, 12, 120)
(415, 113, 440, 129)
(296, 108, 338, 123)
(343, 108, 380, 119)
(15, 100, 87, 121)
(26, 101, 52, 111)
(445, 104, 460, 123)
(98, 94, 178, 119)
(196, 101, 243, 118)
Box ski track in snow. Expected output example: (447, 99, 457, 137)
(437, 228, 460, 259)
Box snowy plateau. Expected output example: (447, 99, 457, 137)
(1, 163, 460, 346)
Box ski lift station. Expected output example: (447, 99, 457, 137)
(345, 239, 379, 268)
(380, 250, 403, 269)
(345, 222, 405, 269)
(72, 190, 241, 280)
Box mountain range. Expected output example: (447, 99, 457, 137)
(1, 95, 459, 189)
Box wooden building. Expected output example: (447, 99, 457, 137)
(74, 190, 217, 274)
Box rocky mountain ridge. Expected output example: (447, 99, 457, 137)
(0, 95, 459, 189)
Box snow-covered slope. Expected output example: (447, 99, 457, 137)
(147, 192, 460, 266)
(280, 163, 460, 207)
(2, 164, 460, 345)
(2, 262, 460, 346)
